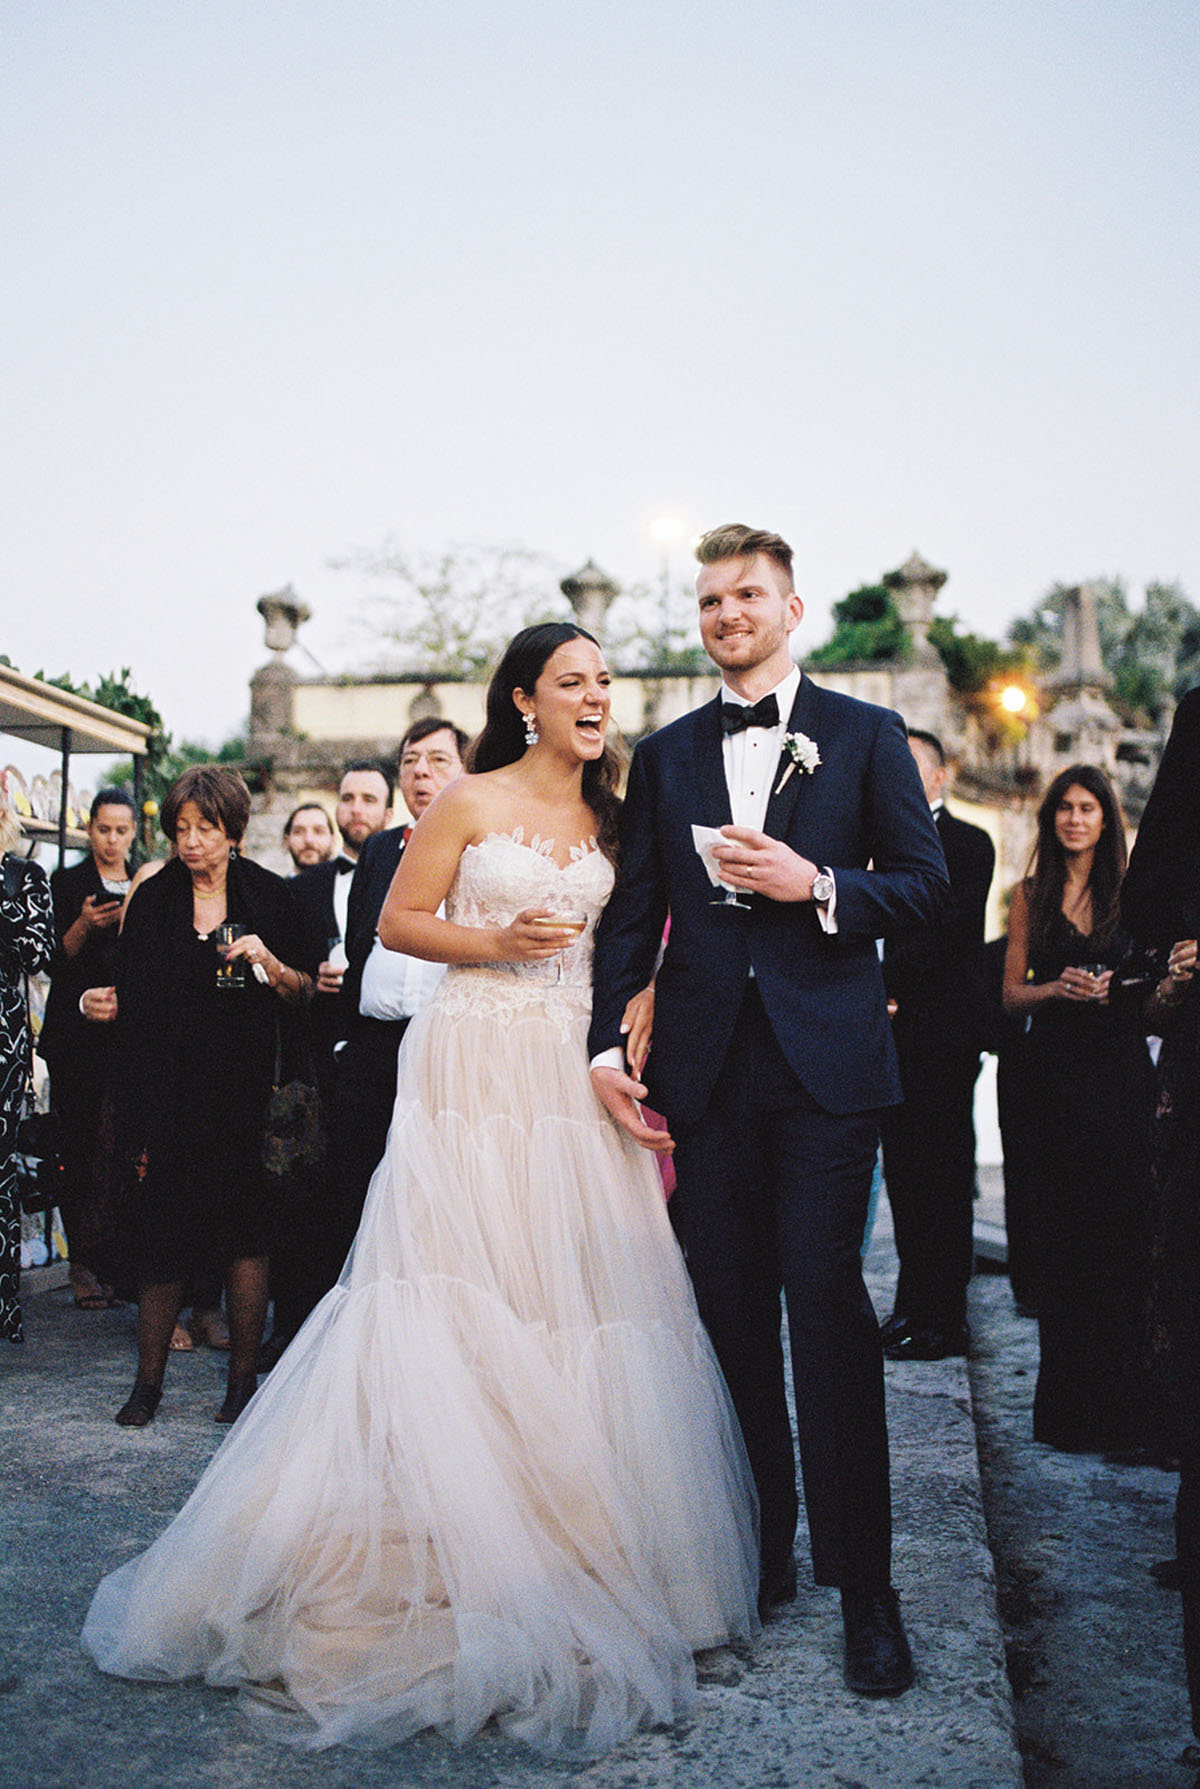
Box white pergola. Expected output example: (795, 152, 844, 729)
(0, 665, 153, 860)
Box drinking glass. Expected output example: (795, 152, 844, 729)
(215, 921, 246, 990)
(531, 912, 588, 980)
(1079, 961, 1108, 999)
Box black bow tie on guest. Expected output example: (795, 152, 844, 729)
(721, 693, 780, 736)
(335, 856, 356, 875)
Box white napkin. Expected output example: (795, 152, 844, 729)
(692, 823, 736, 891)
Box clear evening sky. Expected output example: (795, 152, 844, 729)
(3, 0, 1197, 748)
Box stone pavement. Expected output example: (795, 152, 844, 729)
(1, 1216, 1021, 1789)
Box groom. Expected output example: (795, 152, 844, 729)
(589, 523, 948, 1695)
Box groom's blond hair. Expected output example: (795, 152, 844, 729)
(694, 524, 795, 589)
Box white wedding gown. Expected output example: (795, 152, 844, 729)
(83, 832, 759, 1756)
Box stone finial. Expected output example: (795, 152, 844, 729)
(1041, 583, 1119, 766)
(883, 551, 948, 665)
(257, 586, 312, 655)
(560, 560, 619, 642)
(1046, 584, 1112, 692)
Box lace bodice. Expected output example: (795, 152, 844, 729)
(436, 830, 613, 1033)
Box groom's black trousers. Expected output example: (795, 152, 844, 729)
(668, 982, 891, 1591)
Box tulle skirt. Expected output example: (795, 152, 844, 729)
(82, 989, 759, 1756)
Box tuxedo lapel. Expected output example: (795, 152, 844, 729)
(763, 674, 822, 839)
(695, 696, 734, 828)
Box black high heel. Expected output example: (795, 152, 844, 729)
(115, 1381, 162, 1427)
(215, 1374, 258, 1424)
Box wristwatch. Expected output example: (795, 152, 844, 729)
(810, 868, 835, 906)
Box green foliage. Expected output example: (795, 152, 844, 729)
(9, 661, 245, 832)
(809, 586, 908, 665)
(928, 619, 1028, 695)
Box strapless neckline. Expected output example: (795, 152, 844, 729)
(464, 827, 600, 873)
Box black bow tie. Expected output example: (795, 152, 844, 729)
(721, 693, 780, 736)
(335, 857, 356, 875)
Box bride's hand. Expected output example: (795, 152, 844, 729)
(496, 908, 579, 963)
(590, 1065, 675, 1154)
(620, 984, 655, 1077)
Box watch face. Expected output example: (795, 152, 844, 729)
(812, 872, 834, 903)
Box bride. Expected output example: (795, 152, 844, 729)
(82, 622, 759, 1757)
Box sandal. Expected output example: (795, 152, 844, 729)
(169, 1323, 195, 1352)
(70, 1265, 123, 1311)
(187, 1308, 231, 1351)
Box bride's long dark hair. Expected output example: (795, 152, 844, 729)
(468, 622, 623, 864)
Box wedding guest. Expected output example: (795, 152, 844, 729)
(263, 762, 399, 1360)
(290, 762, 394, 1098)
(1002, 764, 1155, 1453)
(880, 731, 994, 1361)
(282, 803, 335, 873)
(38, 787, 137, 1309)
(326, 718, 467, 1265)
(106, 765, 312, 1427)
(0, 772, 54, 1343)
(80, 848, 229, 1353)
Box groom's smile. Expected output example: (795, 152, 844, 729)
(696, 551, 803, 691)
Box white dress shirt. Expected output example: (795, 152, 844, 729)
(331, 862, 353, 956)
(591, 665, 833, 1071)
(359, 935, 445, 1020)
(720, 664, 801, 832)
(720, 665, 836, 931)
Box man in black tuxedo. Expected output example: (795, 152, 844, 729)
(328, 719, 468, 1265)
(282, 802, 335, 873)
(879, 730, 994, 1362)
(589, 523, 947, 1695)
(289, 760, 396, 1099)
(266, 761, 394, 1361)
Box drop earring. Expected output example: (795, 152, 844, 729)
(523, 712, 539, 747)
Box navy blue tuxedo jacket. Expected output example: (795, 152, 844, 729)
(589, 676, 949, 1122)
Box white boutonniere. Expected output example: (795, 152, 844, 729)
(774, 731, 821, 794)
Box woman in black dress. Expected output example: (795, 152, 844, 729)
(38, 786, 136, 1308)
(108, 766, 312, 1426)
(0, 772, 54, 1343)
(1002, 763, 1155, 1453)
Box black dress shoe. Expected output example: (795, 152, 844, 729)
(883, 1322, 969, 1362)
(757, 1555, 798, 1621)
(878, 1310, 909, 1344)
(1152, 1556, 1183, 1590)
(115, 1381, 162, 1427)
(842, 1586, 915, 1696)
(216, 1374, 258, 1424)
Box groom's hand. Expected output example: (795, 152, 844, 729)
(590, 1065, 675, 1154)
(713, 825, 818, 901)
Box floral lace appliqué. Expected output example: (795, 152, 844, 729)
(435, 833, 613, 1040)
